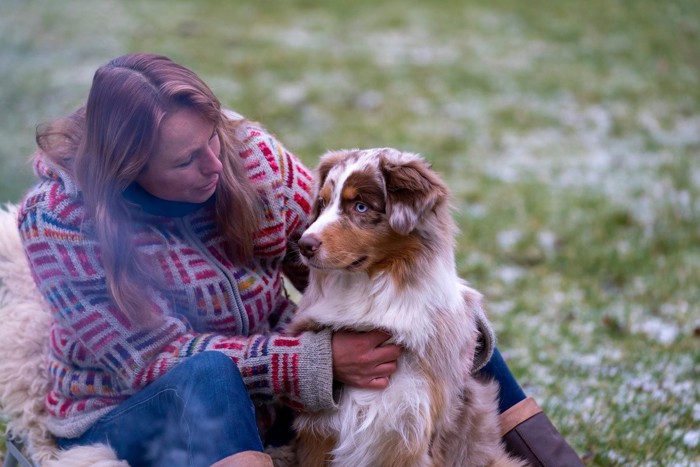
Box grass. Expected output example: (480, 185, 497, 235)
(1, 0, 699, 464)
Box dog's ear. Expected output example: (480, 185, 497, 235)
(311, 150, 357, 220)
(380, 152, 449, 235)
(316, 150, 355, 188)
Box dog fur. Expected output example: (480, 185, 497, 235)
(287, 149, 527, 467)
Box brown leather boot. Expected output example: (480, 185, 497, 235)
(210, 450, 274, 467)
(500, 398, 584, 467)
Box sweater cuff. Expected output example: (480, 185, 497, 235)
(297, 328, 336, 412)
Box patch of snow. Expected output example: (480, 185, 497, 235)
(495, 265, 525, 284)
(496, 229, 522, 250)
(682, 430, 700, 448)
(537, 230, 557, 256)
(630, 318, 680, 345)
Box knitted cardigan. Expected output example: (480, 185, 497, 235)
(17, 120, 335, 439)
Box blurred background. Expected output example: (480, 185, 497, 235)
(1, 0, 699, 464)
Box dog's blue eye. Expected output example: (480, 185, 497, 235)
(355, 202, 368, 213)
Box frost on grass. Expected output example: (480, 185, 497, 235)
(2, 1, 697, 464)
(630, 317, 680, 345)
(496, 229, 522, 250)
(682, 430, 699, 449)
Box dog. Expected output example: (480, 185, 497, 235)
(286, 148, 527, 466)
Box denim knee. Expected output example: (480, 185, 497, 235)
(167, 352, 251, 411)
(174, 352, 263, 458)
(57, 351, 262, 466)
(174, 351, 238, 379)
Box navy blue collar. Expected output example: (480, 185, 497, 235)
(123, 183, 214, 217)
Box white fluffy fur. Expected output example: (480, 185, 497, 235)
(0, 204, 125, 466)
(43, 445, 129, 467)
(289, 149, 527, 467)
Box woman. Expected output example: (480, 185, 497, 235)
(18, 54, 580, 466)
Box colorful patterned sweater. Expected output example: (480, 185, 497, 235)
(17, 120, 335, 439)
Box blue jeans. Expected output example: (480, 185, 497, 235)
(58, 352, 264, 467)
(478, 347, 527, 414)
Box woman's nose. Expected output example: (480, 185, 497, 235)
(202, 147, 223, 175)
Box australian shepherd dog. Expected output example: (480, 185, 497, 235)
(287, 148, 527, 467)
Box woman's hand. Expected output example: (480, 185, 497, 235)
(331, 329, 402, 390)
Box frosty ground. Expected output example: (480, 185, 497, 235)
(1, 0, 698, 465)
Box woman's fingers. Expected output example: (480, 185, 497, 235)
(365, 376, 390, 390)
(331, 329, 403, 389)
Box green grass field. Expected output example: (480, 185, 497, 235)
(1, 0, 699, 465)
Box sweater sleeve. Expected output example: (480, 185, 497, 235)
(18, 180, 335, 414)
(135, 328, 335, 412)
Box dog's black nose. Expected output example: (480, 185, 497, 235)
(298, 234, 321, 258)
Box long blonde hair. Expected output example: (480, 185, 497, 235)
(36, 53, 261, 324)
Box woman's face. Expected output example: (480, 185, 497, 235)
(136, 107, 223, 203)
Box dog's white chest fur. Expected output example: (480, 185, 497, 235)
(322, 353, 436, 466)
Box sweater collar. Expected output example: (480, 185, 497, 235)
(122, 183, 214, 218)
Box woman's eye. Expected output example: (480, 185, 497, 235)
(355, 202, 368, 213)
(177, 157, 194, 168)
